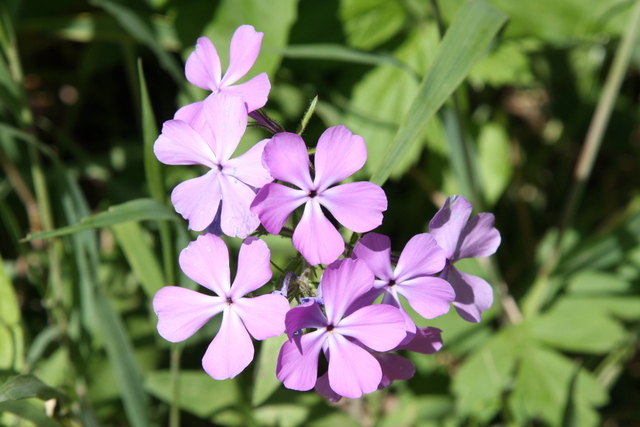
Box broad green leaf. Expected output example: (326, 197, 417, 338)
(339, 0, 405, 50)
(0, 326, 13, 369)
(370, 0, 508, 186)
(23, 198, 177, 242)
(477, 122, 512, 206)
(528, 298, 627, 354)
(145, 370, 240, 418)
(252, 333, 287, 406)
(0, 400, 65, 427)
(344, 26, 442, 180)
(90, 0, 183, 83)
(452, 325, 527, 422)
(112, 221, 165, 297)
(96, 297, 149, 427)
(253, 404, 312, 427)
(566, 271, 632, 295)
(0, 374, 67, 403)
(509, 346, 607, 427)
(0, 252, 19, 325)
(469, 40, 535, 87)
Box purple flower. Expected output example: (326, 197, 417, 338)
(154, 95, 272, 237)
(251, 126, 388, 265)
(429, 195, 501, 322)
(276, 258, 406, 399)
(314, 326, 443, 402)
(175, 25, 270, 136)
(352, 232, 455, 333)
(153, 234, 289, 380)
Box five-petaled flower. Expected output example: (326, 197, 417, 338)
(154, 95, 272, 237)
(175, 25, 270, 138)
(251, 126, 387, 265)
(276, 258, 406, 399)
(153, 234, 289, 380)
(429, 195, 501, 322)
(352, 232, 455, 333)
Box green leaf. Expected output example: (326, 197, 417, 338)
(477, 122, 512, 206)
(566, 271, 633, 295)
(90, 0, 183, 83)
(145, 370, 240, 418)
(276, 44, 416, 74)
(0, 400, 65, 427)
(0, 252, 19, 325)
(96, 297, 149, 427)
(528, 298, 627, 354)
(469, 40, 535, 87)
(509, 346, 608, 427)
(0, 374, 67, 403)
(370, 0, 508, 186)
(452, 325, 526, 422)
(339, 0, 405, 50)
(23, 198, 177, 242)
(252, 334, 287, 406)
(0, 326, 13, 369)
(138, 60, 163, 203)
(112, 221, 165, 298)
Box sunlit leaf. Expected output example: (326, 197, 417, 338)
(339, 0, 405, 50)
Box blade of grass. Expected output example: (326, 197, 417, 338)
(22, 198, 178, 242)
(369, 0, 507, 186)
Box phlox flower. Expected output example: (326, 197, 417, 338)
(176, 25, 270, 136)
(429, 195, 501, 322)
(153, 234, 289, 380)
(154, 95, 272, 237)
(251, 126, 387, 265)
(276, 258, 406, 399)
(315, 327, 442, 402)
(352, 232, 455, 333)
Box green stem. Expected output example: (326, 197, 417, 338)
(170, 345, 182, 427)
(523, 0, 640, 318)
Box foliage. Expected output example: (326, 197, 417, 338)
(1, 0, 640, 426)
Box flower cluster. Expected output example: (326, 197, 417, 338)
(152, 25, 501, 400)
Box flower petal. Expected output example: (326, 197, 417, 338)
(337, 304, 406, 352)
(398, 327, 443, 354)
(429, 195, 473, 259)
(313, 126, 367, 190)
(154, 120, 217, 168)
(233, 294, 289, 340)
(203, 94, 247, 162)
(220, 25, 263, 87)
(262, 133, 313, 191)
(352, 232, 394, 281)
(284, 300, 327, 340)
(229, 237, 271, 297)
(202, 308, 254, 380)
(277, 330, 325, 391)
(321, 258, 374, 324)
(319, 182, 387, 233)
(223, 139, 273, 188)
(396, 276, 455, 319)
(224, 73, 271, 112)
(376, 352, 415, 388)
(153, 286, 225, 342)
(218, 174, 261, 238)
(185, 37, 221, 91)
(315, 373, 342, 402)
(326, 333, 381, 399)
(445, 266, 494, 323)
(174, 100, 211, 138)
(178, 233, 230, 295)
(251, 183, 307, 234)
(292, 200, 344, 266)
(394, 233, 447, 282)
(171, 170, 222, 232)
(457, 213, 501, 260)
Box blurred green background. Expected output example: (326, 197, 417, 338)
(1, 0, 640, 426)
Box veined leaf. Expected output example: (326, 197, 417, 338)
(0, 374, 67, 403)
(23, 198, 177, 242)
(370, 0, 507, 186)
